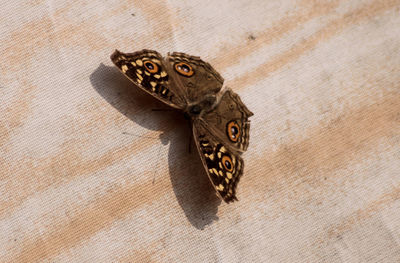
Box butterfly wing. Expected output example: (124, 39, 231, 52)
(201, 88, 253, 152)
(165, 52, 224, 104)
(111, 49, 186, 109)
(193, 119, 244, 203)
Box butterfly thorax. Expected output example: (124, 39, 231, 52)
(184, 95, 217, 119)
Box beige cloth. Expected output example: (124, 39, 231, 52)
(1, 0, 400, 262)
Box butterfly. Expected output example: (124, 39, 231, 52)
(111, 49, 253, 203)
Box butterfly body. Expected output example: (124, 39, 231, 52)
(111, 49, 253, 203)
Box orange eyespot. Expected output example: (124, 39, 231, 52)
(226, 121, 241, 142)
(144, 60, 158, 73)
(222, 155, 234, 172)
(174, 62, 194, 77)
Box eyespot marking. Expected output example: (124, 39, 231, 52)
(227, 121, 241, 142)
(174, 62, 194, 77)
(222, 155, 234, 172)
(144, 60, 158, 73)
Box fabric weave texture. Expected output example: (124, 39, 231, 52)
(1, 0, 399, 262)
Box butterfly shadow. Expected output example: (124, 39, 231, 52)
(90, 64, 221, 229)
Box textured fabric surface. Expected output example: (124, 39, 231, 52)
(1, 0, 400, 262)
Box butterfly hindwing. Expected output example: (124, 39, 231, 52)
(111, 49, 185, 108)
(201, 88, 253, 152)
(193, 119, 244, 203)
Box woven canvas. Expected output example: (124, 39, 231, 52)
(1, 0, 399, 262)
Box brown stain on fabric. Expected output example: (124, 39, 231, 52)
(132, 0, 176, 42)
(8, 175, 171, 263)
(1, 1, 175, 75)
(27, 0, 46, 6)
(210, 0, 341, 70)
(326, 185, 400, 239)
(0, 99, 170, 218)
(1, 6, 68, 74)
(243, 91, 400, 209)
(119, 250, 157, 263)
(230, 0, 400, 88)
(0, 82, 37, 150)
(310, 185, 400, 253)
(2, 17, 110, 74)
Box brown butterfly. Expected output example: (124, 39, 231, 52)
(111, 49, 253, 203)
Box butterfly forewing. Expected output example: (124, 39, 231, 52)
(166, 52, 224, 103)
(110, 49, 185, 108)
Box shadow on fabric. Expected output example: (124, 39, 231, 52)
(90, 63, 220, 229)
